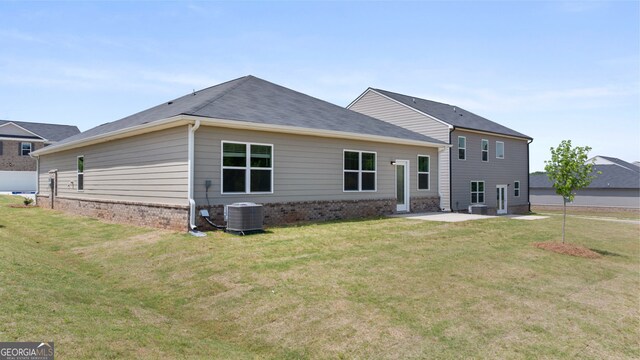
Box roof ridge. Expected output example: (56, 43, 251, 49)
(373, 88, 453, 107)
(185, 75, 252, 115)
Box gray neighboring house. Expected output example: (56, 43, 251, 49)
(530, 156, 640, 210)
(348, 88, 532, 215)
(31, 75, 449, 231)
(0, 120, 80, 192)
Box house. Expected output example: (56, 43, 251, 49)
(0, 120, 80, 192)
(348, 88, 532, 215)
(530, 156, 640, 210)
(31, 76, 449, 231)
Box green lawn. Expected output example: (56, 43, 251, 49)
(1, 195, 638, 359)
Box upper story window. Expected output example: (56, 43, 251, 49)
(0, 141, 3, 155)
(496, 141, 505, 159)
(471, 180, 485, 204)
(458, 136, 466, 160)
(21, 142, 32, 156)
(514, 181, 520, 197)
(344, 150, 376, 192)
(77, 156, 84, 191)
(222, 141, 273, 194)
(417, 155, 430, 190)
(481, 139, 489, 162)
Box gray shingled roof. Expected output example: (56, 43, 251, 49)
(53, 76, 446, 148)
(531, 157, 640, 189)
(371, 88, 532, 140)
(0, 120, 80, 142)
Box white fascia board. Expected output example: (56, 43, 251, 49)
(184, 115, 450, 149)
(363, 89, 454, 130)
(0, 122, 47, 141)
(32, 114, 450, 157)
(453, 127, 531, 141)
(0, 137, 46, 142)
(31, 116, 191, 156)
(346, 88, 372, 109)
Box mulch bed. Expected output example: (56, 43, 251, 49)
(533, 242, 602, 259)
(8, 204, 35, 208)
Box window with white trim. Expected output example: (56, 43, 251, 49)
(481, 139, 488, 162)
(496, 141, 504, 159)
(344, 150, 376, 191)
(458, 136, 466, 160)
(77, 156, 84, 191)
(222, 142, 273, 194)
(20, 142, 32, 156)
(514, 181, 520, 197)
(417, 155, 430, 190)
(471, 181, 485, 204)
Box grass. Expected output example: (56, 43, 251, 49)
(533, 207, 640, 221)
(1, 195, 638, 359)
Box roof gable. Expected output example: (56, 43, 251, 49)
(53, 76, 446, 148)
(0, 120, 80, 142)
(369, 88, 531, 140)
(0, 122, 41, 139)
(531, 156, 640, 189)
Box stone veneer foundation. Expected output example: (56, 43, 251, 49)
(197, 196, 440, 230)
(36, 195, 189, 231)
(37, 195, 441, 231)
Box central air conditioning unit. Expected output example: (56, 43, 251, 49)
(226, 202, 264, 234)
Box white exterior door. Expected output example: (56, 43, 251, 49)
(497, 185, 507, 215)
(395, 160, 409, 212)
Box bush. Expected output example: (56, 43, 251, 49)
(23, 197, 34, 206)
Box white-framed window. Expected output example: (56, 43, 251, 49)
(417, 155, 430, 190)
(496, 141, 504, 159)
(481, 139, 489, 162)
(514, 181, 520, 197)
(458, 136, 466, 160)
(20, 142, 32, 156)
(77, 156, 84, 191)
(343, 150, 376, 192)
(471, 180, 485, 204)
(221, 141, 273, 194)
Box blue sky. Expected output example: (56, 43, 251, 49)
(1, 1, 638, 170)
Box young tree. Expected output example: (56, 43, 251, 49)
(544, 140, 598, 243)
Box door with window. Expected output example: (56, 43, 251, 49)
(496, 185, 507, 215)
(395, 160, 409, 212)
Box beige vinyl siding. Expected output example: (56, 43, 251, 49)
(349, 90, 450, 142)
(0, 123, 38, 137)
(438, 149, 451, 211)
(450, 129, 529, 211)
(38, 126, 188, 205)
(349, 90, 451, 210)
(194, 126, 439, 205)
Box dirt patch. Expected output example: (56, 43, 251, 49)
(533, 242, 601, 259)
(8, 204, 35, 208)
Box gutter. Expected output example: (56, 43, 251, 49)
(187, 119, 201, 230)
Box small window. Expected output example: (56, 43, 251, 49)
(417, 155, 430, 190)
(496, 141, 504, 159)
(458, 136, 466, 160)
(77, 156, 84, 191)
(0, 141, 3, 155)
(20, 142, 32, 156)
(514, 181, 520, 197)
(344, 150, 376, 192)
(471, 181, 485, 204)
(481, 139, 488, 162)
(222, 142, 273, 194)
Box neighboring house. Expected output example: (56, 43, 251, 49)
(348, 88, 532, 215)
(31, 76, 449, 231)
(0, 120, 80, 192)
(530, 156, 640, 210)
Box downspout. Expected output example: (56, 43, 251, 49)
(527, 138, 533, 213)
(187, 119, 201, 230)
(449, 126, 454, 212)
